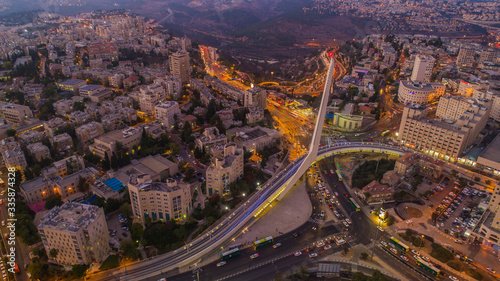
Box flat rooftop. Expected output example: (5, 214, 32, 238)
(478, 134, 500, 164)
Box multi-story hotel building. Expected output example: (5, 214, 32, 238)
(128, 174, 192, 222)
(398, 104, 488, 161)
(38, 202, 110, 266)
(398, 80, 445, 105)
(206, 143, 244, 196)
(169, 51, 191, 84)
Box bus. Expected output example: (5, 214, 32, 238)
(254, 236, 274, 248)
(335, 170, 343, 181)
(221, 248, 241, 260)
(381, 130, 391, 136)
(229, 243, 242, 249)
(349, 198, 360, 211)
(388, 237, 409, 252)
(416, 258, 440, 276)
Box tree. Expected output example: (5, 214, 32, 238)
(6, 129, 16, 137)
(360, 252, 369, 260)
(120, 240, 140, 260)
(120, 203, 132, 218)
(71, 264, 88, 278)
(74, 101, 86, 111)
(45, 196, 63, 210)
(131, 223, 144, 241)
(27, 261, 50, 280)
(49, 248, 58, 259)
(169, 142, 180, 155)
(450, 169, 458, 178)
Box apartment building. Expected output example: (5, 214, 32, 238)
(128, 174, 192, 222)
(38, 202, 110, 266)
(44, 117, 67, 137)
(246, 107, 265, 125)
(436, 95, 491, 121)
(154, 76, 182, 98)
(397, 104, 487, 161)
(228, 126, 280, 152)
(398, 80, 445, 105)
(75, 122, 105, 143)
(155, 101, 180, 131)
(458, 80, 489, 97)
(139, 84, 165, 113)
(27, 142, 51, 162)
(101, 113, 124, 131)
(411, 54, 435, 83)
(456, 47, 475, 68)
(20, 167, 98, 204)
(206, 143, 244, 196)
(89, 127, 142, 159)
(56, 79, 86, 92)
(473, 183, 500, 248)
(169, 50, 191, 83)
(195, 127, 227, 150)
(0, 102, 34, 125)
(68, 111, 91, 126)
(244, 87, 267, 109)
(0, 137, 19, 155)
(479, 49, 498, 64)
(473, 90, 500, 122)
(1, 146, 27, 170)
(53, 99, 75, 116)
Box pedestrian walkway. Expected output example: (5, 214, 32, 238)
(231, 181, 312, 246)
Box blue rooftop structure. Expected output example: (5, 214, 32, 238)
(104, 178, 126, 192)
(82, 194, 97, 205)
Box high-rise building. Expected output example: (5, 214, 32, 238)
(397, 104, 488, 161)
(474, 90, 500, 122)
(456, 47, 475, 68)
(411, 55, 435, 83)
(169, 51, 191, 84)
(206, 143, 244, 196)
(38, 202, 110, 266)
(474, 182, 500, 248)
(479, 49, 498, 64)
(128, 174, 192, 222)
(155, 101, 181, 131)
(244, 87, 267, 109)
(436, 95, 491, 121)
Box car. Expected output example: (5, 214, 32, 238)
(345, 219, 351, 224)
(293, 232, 299, 237)
(390, 248, 398, 255)
(250, 253, 259, 259)
(343, 221, 349, 227)
(273, 243, 281, 248)
(449, 276, 458, 281)
(380, 241, 387, 246)
(421, 256, 430, 262)
(217, 261, 227, 267)
(158, 278, 167, 281)
(411, 249, 419, 255)
(401, 255, 409, 261)
(317, 242, 325, 248)
(1, 221, 4, 226)
(312, 226, 317, 231)
(377, 226, 384, 232)
(294, 251, 302, 256)
(320, 211, 325, 217)
(487, 267, 496, 274)
(324, 245, 332, 250)
(413, 255, 420, 260)
(309, 253, 318, 258)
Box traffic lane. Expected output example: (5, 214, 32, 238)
(373, 247, 429, 281)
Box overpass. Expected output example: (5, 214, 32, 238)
(109, 58, 408, 281)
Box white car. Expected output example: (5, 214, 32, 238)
(250, 253, 259, 259)
(449, 276, 458, 281)
(294, 251, 302, 256)
(317, 242, 325, 248)
(217, 261, 227, 267)
(324, 245, 331, 250)
(309, 253, 318, 258)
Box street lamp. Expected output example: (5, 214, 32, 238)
(418, 235, 425, 252)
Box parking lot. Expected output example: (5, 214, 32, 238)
(106, 212, 131, 248)
(433, 181, 490, 242)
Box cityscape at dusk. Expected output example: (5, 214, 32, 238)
(0, 0, 499, 280)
